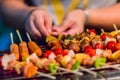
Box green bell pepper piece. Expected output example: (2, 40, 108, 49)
(94, 57, 106, 68)
(72, 61, 81, 71)
(66, 35, 73, 40)
(48, 63, 59, 73)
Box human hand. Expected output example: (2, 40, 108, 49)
(25, 9, 52, 39)
(52, 9, 86, 36)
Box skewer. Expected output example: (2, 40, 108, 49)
(26, 32, 32, 41)
(96, 63, 120, 70)
(105, 64, 120, 70)
(10, 32, 20, 60)
(86, 29, 89, 32)
(113, 24, 118, 31)
(56, 67, 83, 76)
(16, 29, 23, 42)
(101, 28, 105, 33)
(79, 67, 97, 76)
(37, 72, 56, 79)
(10, 32, 14, 44)
(26, 32, 56, 79)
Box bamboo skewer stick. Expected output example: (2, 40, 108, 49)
(56, 67, 83, 76)
(37, 72, 56, 79)
(113, 24, 118, 31)
(79, 67, 97, 76)
(25, 32, 56, 79)
(10, 32, 14, 44)
(105, 64, 120, 70)
(96, 62, 120, 70)
(25, 32, 83, 76)
(16, 29, 23, 42)
(101, 27, 120, 70)
(26, 32, 32, 41)
(16, 30, 56, 79)
(101, 28, 105, 33)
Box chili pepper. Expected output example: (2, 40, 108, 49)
(94, 57, 106, 68)
(72, 61, 81, 71)
(48, 63, 59, 73)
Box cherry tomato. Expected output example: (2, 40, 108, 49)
(44, 50, 54, 58)
(54, 48, 63, 55)
(94, 43, 104, 49)
(101, 34, 107, 41)
(88, 29, 96, 34)
(61, 49, 68, 56)
(101, 33, 111, 41)
(114, 43, 120, 51)
(84, 45, 92, 51)
(84, 48, 96, 57)
(106, 41, 116, 52)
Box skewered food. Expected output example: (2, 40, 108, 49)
(19, 41, 29, 61)
(28, 41, 42, 56)
(2, 27, 120, 79)
(10, 43, 19, 60)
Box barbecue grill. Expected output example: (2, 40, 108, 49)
(1, 45, 120, 80)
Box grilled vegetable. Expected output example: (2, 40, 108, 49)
(72, 61, 81, 71)
(48, 63, 59, 73)
(111, 50, 120, 60)
(44, 50, 56, 59)
(94, 57, 106, 68)
(75, 53, 90, 63)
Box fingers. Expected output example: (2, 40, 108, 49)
(51, 26, 61, 36)
(60, 18, 74, 32)
(34, 14, 49, 37)
(30, 19, 42, 38)
(44, 13, 52, 34)
(65, 26, 84, 36)
(25, 17, 42, 39)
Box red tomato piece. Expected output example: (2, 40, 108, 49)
(114, 43, 120, 51)
(84, 45, 92, 51)
(61, 49, 68, 56)
(94, 43, 104, 49)
(84, 48, 96, 57)
(106, 41, 116, 52)
(44, 50, 54, 58)
(101, 34, 107, 41)
(54, 48, 63, 55)
(101, 33, 111, 41)
(88, 29, 96, 34)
